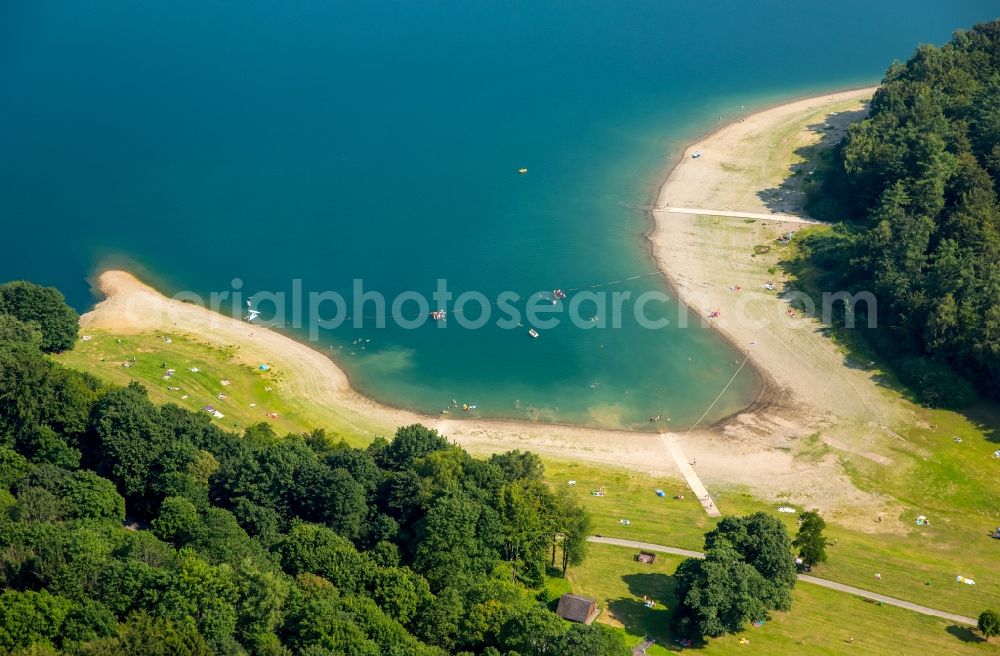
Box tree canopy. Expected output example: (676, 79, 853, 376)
(792, 511, 828, 567)
(804, 20, 1000, 406)
(673, 512, 796, 639)
(979, 609, 1000, 640)
(0, 281, 79, 353)
(0, 288, 625, 655)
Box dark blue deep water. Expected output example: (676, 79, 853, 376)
(1, 2, 995, 429)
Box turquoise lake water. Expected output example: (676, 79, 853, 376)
(1, 2, 996, 430)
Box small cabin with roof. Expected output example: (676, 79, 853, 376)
(556, 593, 599, 625)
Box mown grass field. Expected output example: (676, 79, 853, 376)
(55, 330, 372, 445)
(541, 455, 1000, 619)
(562, 542, 997, 655)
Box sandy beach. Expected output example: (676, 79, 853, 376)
(650, 87, 912, 448)
(79, 87, 900, 516)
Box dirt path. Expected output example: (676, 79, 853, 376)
(653, 206, 822, 225)
(586, 537, 977, 626)
(586, 536, 703, 559)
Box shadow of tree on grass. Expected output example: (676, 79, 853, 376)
(945, 624, 985, 644)
(604, 572, 685, 649)
(756, 104, 870, 217)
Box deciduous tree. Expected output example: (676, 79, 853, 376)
(0, 281, 79, 353)
(792, 511, 828, 567)
(979, 609, 1000, 639)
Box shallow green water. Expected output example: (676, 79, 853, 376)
(1, 2, 994, 430)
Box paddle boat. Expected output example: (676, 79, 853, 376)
(528, 328, 539, 338)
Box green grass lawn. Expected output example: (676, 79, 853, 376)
(542, 459, 716, 549)
(562, 542, 997, 655)
(55, 331, 371, 445)
(542, 457, 1000, 618)
(808, 405, 1000, 617)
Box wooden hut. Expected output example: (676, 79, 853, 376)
(556, 593, 599, 625)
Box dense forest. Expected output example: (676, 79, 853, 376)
(0, 281, 626, 655)
(803, 19, 1000, 406)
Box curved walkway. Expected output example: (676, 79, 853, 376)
(587, 536, 977, 626)
(653, 205, 823, 225)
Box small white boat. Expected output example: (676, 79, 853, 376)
(528, 328, 539, 338)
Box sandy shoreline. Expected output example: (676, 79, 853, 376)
(646, 87, 920, 505)
(649, 87, 897, 424)
(79, 87, 899, 514)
